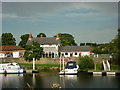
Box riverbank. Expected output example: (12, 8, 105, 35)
(19, 63, 60, 72)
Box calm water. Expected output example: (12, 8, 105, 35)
(0, 72, 120, 88)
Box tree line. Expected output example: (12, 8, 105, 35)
(0, 33, 77, 47)
(0, 29, 119, 55)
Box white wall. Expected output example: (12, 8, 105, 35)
(40, 44, 57, 47)
(0, 53, 5, 58)
(64, 52, 70, 57)
(80, 52, 90, 56)
(61, 51, 91, 57)
(13, 52, 20, 58)
(73, 52, 79, 57)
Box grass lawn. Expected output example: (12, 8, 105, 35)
(19, 63, 60, 71)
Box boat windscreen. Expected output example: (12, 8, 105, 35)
(66, 62, 77, 69)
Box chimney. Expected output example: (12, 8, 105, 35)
(56, 33, 60, 40)
(40, 34, 43, 38)
(29, 33, 32, 40)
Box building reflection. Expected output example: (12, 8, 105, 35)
(59, 75, 78, 88)
(0, 74, 24, 88)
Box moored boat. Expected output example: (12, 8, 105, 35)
(59, 61, 79, 75)
(0, 62, 24, 74)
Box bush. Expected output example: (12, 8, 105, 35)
(78, 56, 94, 71)
(111, 64, 120, 70)
(96, 64, 103, 70)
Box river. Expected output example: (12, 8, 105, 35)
(0, 72, 120, 88)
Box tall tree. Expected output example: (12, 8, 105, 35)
(19, 34, 29, 48)
(92, 30, 119, 54)
(37, 33, 46, 37)
(54, 33, 77, 46)
(1, 33, 16, 45)
(24, 41, 43, 61)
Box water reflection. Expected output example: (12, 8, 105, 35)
(1, 74, 25, 88)
(0, 72, 120, 88)
(59, 75, 78, 88)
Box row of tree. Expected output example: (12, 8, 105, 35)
(1, 33, 77, 47)
(1, 29, 119, 55)
(92, 29, 119, 54)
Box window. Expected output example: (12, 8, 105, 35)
(75, 53, 77, 55)
(65, 53, 68, 55)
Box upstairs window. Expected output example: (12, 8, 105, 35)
(65, 53, 68, 55)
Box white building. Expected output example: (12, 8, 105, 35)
(26, 34, 93, 58)
(0, 46, 25, 58)
(59, 46, 93, 57)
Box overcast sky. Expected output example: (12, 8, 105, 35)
(1, 1, 119, 45)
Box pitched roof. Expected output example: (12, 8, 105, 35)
(0, 45, 24, 51)
(26, 37, 59, 45)
(43, 47, 58, 52)
(58, 46, 92, 52)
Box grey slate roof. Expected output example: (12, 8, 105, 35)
(43, 47, 58, 53)
(26, 37, 59, 45)
(58, 46, 92, 52)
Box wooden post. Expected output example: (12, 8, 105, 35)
(33, 58, 35, 70)
(94, 57, 96, 70)
(63, 57, 64, 71)
(60, 56, 61, 71)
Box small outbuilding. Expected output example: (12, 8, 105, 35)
(0, 45, 25, 58)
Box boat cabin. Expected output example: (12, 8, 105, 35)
(65, 61, 77, 69)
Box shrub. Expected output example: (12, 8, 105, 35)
(111, 64, 120, 70)
(96, 64, 103, 70)
(78, 56, 94, 71)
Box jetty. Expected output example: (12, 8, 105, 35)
(88, 59, 120, 76)
(88, 71, 120, 76)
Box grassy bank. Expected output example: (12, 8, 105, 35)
(19, 63, 60, 72)
(95, 64, 120, 71)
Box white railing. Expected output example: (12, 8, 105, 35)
(106, 60, 110, 71)
(103, 60, 111, 71)
(103, 60, 107, 71)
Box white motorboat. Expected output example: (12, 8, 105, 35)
(0, 62, 24, 74)
(59, 61, 79, 75)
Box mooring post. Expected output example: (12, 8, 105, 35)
(33, 58, 35, 70)
(60, 56, 61, 71)
(63, 57, 64, 71)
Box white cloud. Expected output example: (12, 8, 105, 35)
(2, 2, 117, 19)
(2, 13, 19, 18)
(65, 12, 100, 17)
(75, 29, 117, 44)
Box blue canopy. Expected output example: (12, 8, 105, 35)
(65, 61, 77, 69)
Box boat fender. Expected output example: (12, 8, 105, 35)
(4, 70, 7, 73)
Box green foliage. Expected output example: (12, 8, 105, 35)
(19, 63, 60, 71)
(24, 41, 43, 61)
(92, 29, 119, 54)
(96, 64, 103, 70)
(54, 33, 77, 46)
(37, 33, 46, 37)
(78, 56, 94, 71)
(111, 64, 120, 70)
(92, 42, 118, 54)
(18, 34, 29, 48)
(118, 29, 120, 65)
(1, 33, 16, 45)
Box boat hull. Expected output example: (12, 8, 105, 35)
(59, 69, 78, 75)
(0, 69, 24, 74)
